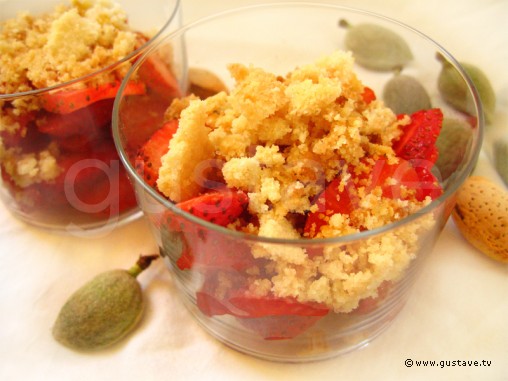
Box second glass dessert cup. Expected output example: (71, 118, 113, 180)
(0, 0, 182, 233)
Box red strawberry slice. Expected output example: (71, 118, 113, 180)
(119, 94, 171, 151)
(0, 110, 37, 147)
(176, 189, 249, 227)
(228, 294, 329, 318)
(135, 33, 181, 100)
(56, 128, 110, 153)
(75, 166, 137, 216)
(175, 246, 193, 271)
(393, 108, 443, 165)
(195, 272, 328, 319)
(352, 281, 391, 315)
(365, 158, 442, 201)
(163, 188, 250, 270)
(0, 108, 55, 154)
(365, 159, 417, 198)
(137, 55, 181, 100)
(195, 269, 249, 317)
(49, 143, 115, 196)
(404, 160, 443, 200)
(176, 227, 256, 271)
(362, 86, 377, 104)
(37, 99, 114, 138)
(54, 152, 106, 191)
(196, 291, 237, 317)
(236, 314, 324, 340)
(1, 122, 51, 154)
(41, 81, 146, 114)
(134, 119, 179, 188)
(303, 173, 359, 238)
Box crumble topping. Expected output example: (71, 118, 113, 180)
(157, 50, 436, 312)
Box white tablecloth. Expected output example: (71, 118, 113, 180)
(1, 1, 507, 380)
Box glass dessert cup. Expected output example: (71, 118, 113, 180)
(0, 0, 182, 233)
(113, 4, 483, 362)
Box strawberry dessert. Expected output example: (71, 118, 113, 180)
(0, 0, 179, 227)
(135, 51, 444, 340)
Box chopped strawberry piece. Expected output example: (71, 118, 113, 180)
(362, 86, 376, 104)
(37, 99, 114, 138)
(41, 81, 146, 114)
(303, 173, 359, 238)
(176, 189, 249, 227)
(352, 281, 391, 315)
(1, 123, 51, 154)
(237, 314, 324, 340)
(175, 248, 193, 271)
(56, 129, 110, 153)
(393, 108, 443, 165)
(409, 162, 443, 200)
(119, 94, 171, 151)
(159, 188, 251, 270)
(228, 294, 329, 318)
(196, 291, 236, 317)
(54, 143, 118, 193)
(134, 120, 179, 188)
(54, 153, 106, 190)
(176, 228, 256, 271)
(166, 215, 256, 272)
(195, 269, 249, 317)
(134, 32, 181, 100)
(196, 269, 329, 324)
(365, 158, 439, 201)
(75, 166, 137, 216)
(137, 55, 181, 99)
(0, 110, 37, 146)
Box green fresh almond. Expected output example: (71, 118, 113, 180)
(341, 20, 413, 71)
(434, 118, 473, 181)
(382, 73, 431, 115)
(493, 140, 508, 186)
(437, 56, 496, 123)
(52, 255, 157, 351)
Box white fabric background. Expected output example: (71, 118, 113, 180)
(1, 0, 507, 380)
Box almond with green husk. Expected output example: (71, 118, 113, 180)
(434, 118, 473, 181)
(436, 53, 496, 124)
(339, 19, 413, 71)
(382, 70, 432, 115)
(52, 254, 158, 351)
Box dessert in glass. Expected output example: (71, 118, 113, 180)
(0, 0, 182, 232)
(113, 4, 483, 362)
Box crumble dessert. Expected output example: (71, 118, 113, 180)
(149, 51, 442, 323)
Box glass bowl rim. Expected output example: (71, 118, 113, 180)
(0, 0, 182, 99)
(112, 1, 484, 246)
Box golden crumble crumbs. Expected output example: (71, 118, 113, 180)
(0, 0, 138, 97)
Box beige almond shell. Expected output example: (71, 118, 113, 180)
(188, 67, 228, 99)
(452, 176, 508, 263)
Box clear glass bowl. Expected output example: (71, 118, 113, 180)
(0, 0, 181, 233)
(113, 3, 483, 362)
